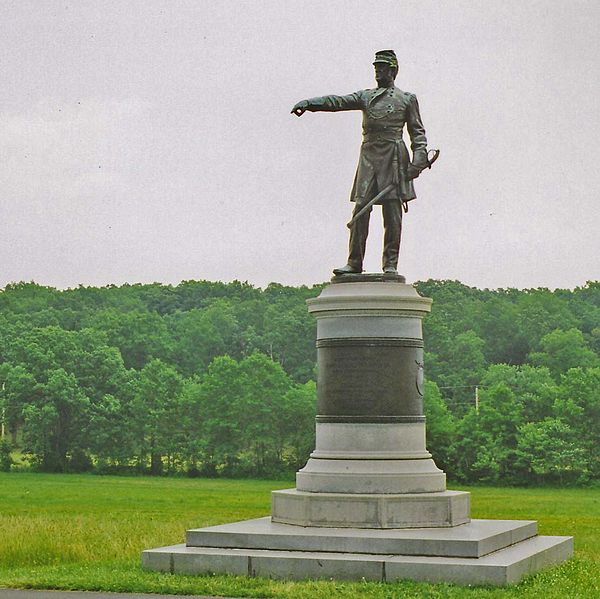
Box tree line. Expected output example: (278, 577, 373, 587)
(0, 279, 598, 485)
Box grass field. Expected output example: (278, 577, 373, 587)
(0, 473, 598, 598)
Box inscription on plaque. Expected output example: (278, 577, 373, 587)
(317, 341, 424, 418)
(327, 358, 378, 388)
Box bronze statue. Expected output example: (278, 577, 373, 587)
(292, 50, 438, 276)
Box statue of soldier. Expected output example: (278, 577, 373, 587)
(292, 50, 435, 275)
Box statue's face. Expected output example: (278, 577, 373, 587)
(374, 63, 395, 87)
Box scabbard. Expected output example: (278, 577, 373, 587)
(346, 184, 396, 229)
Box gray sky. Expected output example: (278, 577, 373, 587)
(1, 0, 599, 291)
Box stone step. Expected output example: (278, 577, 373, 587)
(142, 534, 573, 586)
(186, 516, 537, 558)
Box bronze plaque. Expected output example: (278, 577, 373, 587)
(317, 339, 424, 418)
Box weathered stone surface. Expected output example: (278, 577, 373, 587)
(143, 534, 573, 586)
(141, 546, 174, 573)
(315, 313, 422, 339)
(271, 489, 470, 528)
(384, 535, 574, 586)
(307, 281, 433, 317)
(186, 516, 538, 558)
(296, 458, 446, 494)
(142, 544, 248, 577)
(309, 421, 430, 460)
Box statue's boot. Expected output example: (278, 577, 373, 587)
(333, 263, 362, 275)
(383, 265, 398, 274)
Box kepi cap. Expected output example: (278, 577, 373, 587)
(373, 49, 398, 68)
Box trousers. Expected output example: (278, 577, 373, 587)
(347, 196, 403, 271)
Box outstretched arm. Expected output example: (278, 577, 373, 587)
(291, 92, 364, 117)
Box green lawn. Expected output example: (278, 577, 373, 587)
(0, 473, 598, 598)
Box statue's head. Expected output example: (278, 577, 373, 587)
(373, 50, 398, 87)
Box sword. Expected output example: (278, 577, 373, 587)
(346, 184, 395, 229)
(345, 149, 440, 229)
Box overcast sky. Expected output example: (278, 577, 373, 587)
(1, 1, 599, 291)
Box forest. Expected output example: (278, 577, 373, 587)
(0, 278, 598, 486)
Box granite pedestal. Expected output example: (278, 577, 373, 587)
(142, 277, 573, 586)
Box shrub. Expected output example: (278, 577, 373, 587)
(0, 439, 13, 472)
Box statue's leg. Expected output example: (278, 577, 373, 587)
(382, 199, 402, 271)
(347, 201, 371, 271)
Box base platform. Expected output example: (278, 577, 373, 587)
(272, 488, 470, 528)
(142, 517, 573, 586)
(142, 280, 573, 585)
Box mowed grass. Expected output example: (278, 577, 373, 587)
(0, 473, 598, 599)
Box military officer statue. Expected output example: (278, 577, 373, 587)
(292, 50, 437, 276)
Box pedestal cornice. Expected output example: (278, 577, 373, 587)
(307, 281, 432, 316)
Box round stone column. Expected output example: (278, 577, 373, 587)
(272, 276, 470, 528)
(297, 277, 445, 494)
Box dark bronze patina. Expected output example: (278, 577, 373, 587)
(292, 50, 437, 276)
(316, 338, 425, 421)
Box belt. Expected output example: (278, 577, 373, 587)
(363, 131, 403, 143)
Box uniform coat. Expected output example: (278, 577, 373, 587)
(305, 86, 428, 203)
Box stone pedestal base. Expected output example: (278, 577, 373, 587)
(272, 488, 469, 528)
(142, 517, 573, 586)
(296, 459, 446, 494)
(141, 278, 574, 585)
(295, 421, 446, 494)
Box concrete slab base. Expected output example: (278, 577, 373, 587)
(142, 534, 572, 586)
(271, 488, 470, 528)
(186, 516, 537, 557)
(142, 517, 573, 586)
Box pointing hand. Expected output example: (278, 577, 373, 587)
(291, 100, 309, 117)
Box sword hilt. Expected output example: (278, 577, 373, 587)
(426, 149, 440, 169)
